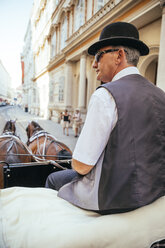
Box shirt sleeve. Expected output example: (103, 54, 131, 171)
(73, 87, 118, 165)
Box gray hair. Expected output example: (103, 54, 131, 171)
(112, 46, 140, 66)
(123, 46, 140, 66)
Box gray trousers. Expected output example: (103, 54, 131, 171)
(45, 169, 78, 191)
(45, 169, 135, 215)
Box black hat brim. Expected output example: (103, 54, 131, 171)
(88, 37, 149, 56)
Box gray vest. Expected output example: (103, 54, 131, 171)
(98, 74, 165, 211)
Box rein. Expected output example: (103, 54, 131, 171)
(0, 153, 72, 159)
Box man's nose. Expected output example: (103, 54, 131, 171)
(92, 59, 98, 68)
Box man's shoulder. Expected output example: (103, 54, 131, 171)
(101, 74, 147, 91)
(89, 87, 116, 109)
(94, 86, 112, 98)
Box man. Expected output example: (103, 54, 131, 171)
(46, 22, 165, 215)
(72, 109, 81, 137)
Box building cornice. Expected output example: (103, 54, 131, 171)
(38, 0, 159, 75)
(61, 0, 149, 57)
(47, 54, 65, 71)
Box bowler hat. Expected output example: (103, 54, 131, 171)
(88, 22, 149, 56)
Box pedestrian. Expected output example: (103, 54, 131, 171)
(60, 112, 63, 125)
(45, 22, 165, 215)
(72, 109, 81, 137)
(61, 109, 70, 136)
(25, 104, 28, 112)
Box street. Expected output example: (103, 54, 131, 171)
(0, 105, 77, 152)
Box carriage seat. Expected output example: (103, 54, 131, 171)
(0, 187, 165, 248)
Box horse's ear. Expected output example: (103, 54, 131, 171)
(26, 126, 30, 139)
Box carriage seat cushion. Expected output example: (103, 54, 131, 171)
(0, 187, 165, 248)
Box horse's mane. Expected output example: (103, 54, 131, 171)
(3, 120, 16, 134)
(30, 121, 43, 131)
(26, 121, 43, 139)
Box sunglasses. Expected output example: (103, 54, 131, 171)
(95, 49, 119, 63)
(95, 48, 128, 63)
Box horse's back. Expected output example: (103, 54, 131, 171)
(28, 135, 72, 160)
(45, 139, 72, 160)
(0, 136, 35, 164)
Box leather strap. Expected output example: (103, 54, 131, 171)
(0, 164, 4, 189)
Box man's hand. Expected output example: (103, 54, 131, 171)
(72, 158, 93, 175)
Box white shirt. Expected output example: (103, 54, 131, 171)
(73, 67, 140, 165)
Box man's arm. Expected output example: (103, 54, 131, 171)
(72, 158, 93, 175)
(72, 89, 117, 176)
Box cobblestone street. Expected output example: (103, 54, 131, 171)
(0, 105, 77, 152)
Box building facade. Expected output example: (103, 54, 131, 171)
(21, 20, 36, 113)
(22, 0, 165, 122)
(0, 60, 12, 102)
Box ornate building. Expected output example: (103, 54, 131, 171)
(0, 60, 12, 102)
(21, 20, 35, 112)
(22, 0, 165, 122)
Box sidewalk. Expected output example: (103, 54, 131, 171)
(0, 106, 78, 152)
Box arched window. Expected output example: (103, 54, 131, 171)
(75, 0, 84, 31)
(145, 59, 158, 85)
(61, 15, 67, 50)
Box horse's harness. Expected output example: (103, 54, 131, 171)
(0, 133, 34, 155)
(2, 131, 15, 136)
(0, 132, 69, 170)
(28, 131, 66, 159)
(0, 127, 70, 171)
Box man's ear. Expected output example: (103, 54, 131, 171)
(115, 49, 124, 65)
(118, 49, 122, 57)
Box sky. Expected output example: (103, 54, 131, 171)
(0, 0, 34, 88)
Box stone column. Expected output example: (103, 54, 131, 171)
(157, 1, 165, 91)
(64, 61, 73, 109)
(78, 53, 86, 110)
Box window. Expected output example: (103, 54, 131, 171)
(75, 0, 84, 31)
(58, 76, 64, 102)
(61, 15, 67, 50)
(49, 81, 54, 103)
(33, 88, 37, 103)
